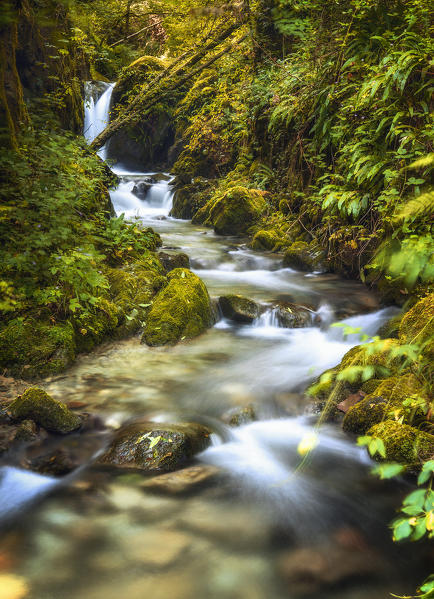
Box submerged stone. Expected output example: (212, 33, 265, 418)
(218, 294, 260, 323)
(99, 422, 212, 472)
(142, 268, 214, 346)
(9, 388, 81, 434)
(141, 464, 219, 495)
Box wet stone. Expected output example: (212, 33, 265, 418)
(140, 464, 220, 495)
(98, 422, 212, 472)
(218, 294, 261, 323)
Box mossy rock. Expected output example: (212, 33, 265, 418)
(195, 186, 267, 236)
(377, 314, 402, 340)
(343, 397, 390, 434)
(73, 298, 123, 353)
(158, 251, 190, 272)
(111, 55, 166, 107)
(0, 318, 76, 379)
(218, 294, 260, 323)
(9, 388, 81, 434)
(98, 421, 211, 472)
(251, 230, 280, 251)
(142, 268, 214, 346)
(170, 178, 215, 219)
(283, 240, 325, 272)
(340, 338, 403, 375)
(399, 294, 434, 352)
(368, 421, 434, 465)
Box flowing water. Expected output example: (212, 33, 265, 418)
(0, 83, 431, 599)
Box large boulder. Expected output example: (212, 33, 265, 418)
(9, 388, 81, 434)
(170, 178, 215, 220)
(142, 268, 214, 346)
(218, 294, 261, 323)
(251, 229, 282, 251)
(98, 422, 212, 472)
(193, 186, 267, 236)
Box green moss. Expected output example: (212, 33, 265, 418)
(194, 186, 267, 235)
(283, 240, 325, 271)
(142, 268, 214, 346)
(251, 230, 280, 251)
(0, 318, 76, 378)
(73, 298, 123, 353)
(170, 178, 215, 219)
(360, 378, 383, 394)
(368, 421, 434, 465)
(9, 388, 81, 434)
(343, 396, 389, 434)
(377, 314, 403, 339)
(399, 293, 434, 347)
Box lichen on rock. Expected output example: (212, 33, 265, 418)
(142, 268, 214, 346)
(9, 388, 81, 434)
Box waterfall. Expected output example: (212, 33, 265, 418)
(84, 81, 115, 160)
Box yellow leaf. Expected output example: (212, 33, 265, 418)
(297, 432, 318, 456)
(426, 510, 434, 531)
(0, 574, 29, 599)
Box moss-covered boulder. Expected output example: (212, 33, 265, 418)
(73, 298, 123, 353)
(368, 421, 434, 465)
(0, 318, 76, 379)
(399, 294, 434, 354)
(142, 268, 214, 346)
(251, 230, 280, 251)
(9, 388, 81, 434)
(343, 397, 389, 434)
(194, 186, 267, 236)
(283, 241, 325, 272)
(218, 294, 260, 323)
(158, 251, 190, 272)
(98, 421, 211, 472)
(170, 178, 215, 219)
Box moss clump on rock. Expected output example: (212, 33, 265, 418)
(218, 294, 260, 323)
(98, 421, 211, 472)
(283, 240, 325, 272)
(9, 388, 81, 434)
(142, 268, 214, 346)
(0, 318, 76, 379)
(170, 178, 215, 219)
(251, 230, 280, 251)
(399, 293, 434, 350)
(368, 421, 434, 465)
(343, 397, 389, 434)
(194, 186, 267, 236)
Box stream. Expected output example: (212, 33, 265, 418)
(0, 82, 431, 599)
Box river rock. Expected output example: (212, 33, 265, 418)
(158, 251, 190, 272)
(9, 388, 81, 434)
(273, 302, 313, 328)
(141, 464, 220, 495)
(122, 528, 192, 568)
(142, 268, 215, 346)
(277, 543, 383, 595)
(223, 405, 256, 426)
(132, 180, 152, 199)
(98, 422, 212, 472)
(218, 294, 260, 323)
